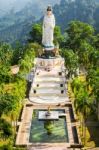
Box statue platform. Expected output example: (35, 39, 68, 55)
(34, 56, 65, 71)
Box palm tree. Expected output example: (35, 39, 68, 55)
(71, 77, 91, 145)
(86, 68, 99, 120)
(74, 89, 91, 145)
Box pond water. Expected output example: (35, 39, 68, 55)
(29, 109, 69, 143)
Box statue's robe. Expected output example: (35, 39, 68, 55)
(42, 14, 55, 50)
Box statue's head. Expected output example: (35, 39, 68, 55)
(47, 6, 52, 15)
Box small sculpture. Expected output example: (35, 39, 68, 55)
(45, 106, 51, 116)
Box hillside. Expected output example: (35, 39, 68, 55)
(0, 0, 60, 18)
(0, 0, 99, 44)
(0, 0, 60, 44)
(53, 0, 99, 32)
(0, 16, 35, 45)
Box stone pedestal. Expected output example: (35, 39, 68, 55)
(34, 57, 65, 71)
(38, 111, 59, 120)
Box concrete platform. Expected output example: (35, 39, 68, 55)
(29, 96, 69, 104)
(34, 57, 65, 69)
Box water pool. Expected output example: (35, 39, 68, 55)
(29, 109, 69, 143)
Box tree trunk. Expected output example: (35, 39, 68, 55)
(83, 108, 87, 146)
(84, 120, 86, 146)
(80, 114, 83, 137)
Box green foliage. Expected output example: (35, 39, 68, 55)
(0, 43, 13, 64)
(0, 40, 37, 147)
(78, 41, 95, 69)
(92, 34, 99, 49)
(19, 43, 36, 73)
(53, 0, 99, 32)
(0, 43, 13, 83)
(0, 144, 13, 150)
(29, 23, 63, 46)
(65, 21, 94, 51)
(61, 48, 79, 77)
(62, 21, 99, 70)
(71, 78, 86, 95)
(54, 26, 63, 45)
(0, 119, 13, 140)
(64, 21, 99, 120)
(25, 42, 42, 58)
(74, 90, 90, 115)
(0, 93, 17, 117)
(87, 68, 99, 100)
(11, 42, 25, 65)
(29, 24, 42, 44)
(71, 77, 92, 116)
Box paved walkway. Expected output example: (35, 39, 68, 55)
(27, 143, 70, 150)
(16, 106, 33, 145)
(28, 146, 69, 150)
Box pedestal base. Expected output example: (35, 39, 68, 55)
(34, 57, 65, 70)
(38, 111, 59, 120)
(41, 50, 55, 59)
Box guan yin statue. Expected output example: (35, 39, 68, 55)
(42, 6, 55, 57)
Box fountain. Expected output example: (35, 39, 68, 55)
(45, 106, 51, 116)
(38, 107, 59, 121)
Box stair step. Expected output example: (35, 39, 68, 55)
(32, 82, 65, 88)
(34, 77, 65, 82)
(35, 73, 65, 77)
(29, 96, 70, 104)
(32, 87, 66, 90)
(31, 88, 66, 93)
(33, 81, 65, 84)
(35, 68, 65, 75)
(35, 75, 65, 78)
(29, 93, 67, 97)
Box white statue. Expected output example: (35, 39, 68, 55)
(42, 6, 55, 51)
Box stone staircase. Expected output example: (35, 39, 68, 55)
(16, 57, 82, 149)
(29, 57, 69, 104)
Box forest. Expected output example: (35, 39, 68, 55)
(53, 0, 99, 32)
